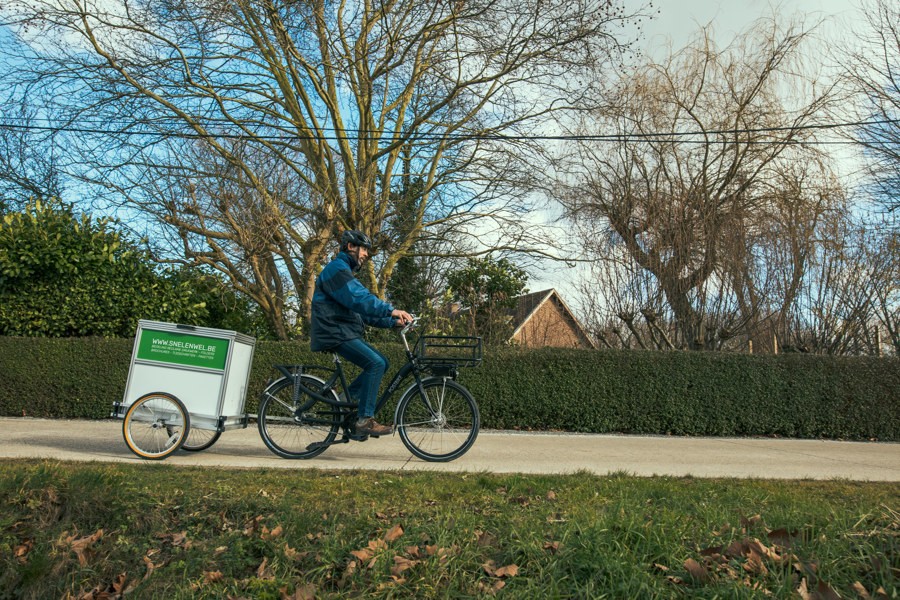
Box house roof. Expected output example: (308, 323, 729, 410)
(509, 288, 597, 348)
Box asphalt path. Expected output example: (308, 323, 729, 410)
(1, 417, 899, 481)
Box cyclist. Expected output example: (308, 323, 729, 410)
(310, 230, 413, 437)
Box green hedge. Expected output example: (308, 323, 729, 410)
(1, 337, 898, 440)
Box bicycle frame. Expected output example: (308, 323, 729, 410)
(265, 324, 436, 428)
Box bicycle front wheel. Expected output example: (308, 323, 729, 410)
(397, 378, 479, 462)
(123, 392, 190, 460)
(258, 375, 341, 459)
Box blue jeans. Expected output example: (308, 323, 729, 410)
(334, 338, 389, 419)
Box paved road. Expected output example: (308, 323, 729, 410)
(2, 417, 899, 481)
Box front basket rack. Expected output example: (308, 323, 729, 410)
(415, 335, 483, 367)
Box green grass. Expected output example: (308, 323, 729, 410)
(1, 461, 897, 599)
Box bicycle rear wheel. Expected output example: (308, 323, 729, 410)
(258, 375, 341, 459)
(396, 378, 479, 462)
(123, 392, 190, 460)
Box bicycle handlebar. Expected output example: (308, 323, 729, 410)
(400, 314, 418, 335)
(399, 314, 418, 352)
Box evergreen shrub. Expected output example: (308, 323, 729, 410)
(1, 337, 897, 440)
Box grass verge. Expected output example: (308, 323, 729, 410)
(1, 460, 897, 599)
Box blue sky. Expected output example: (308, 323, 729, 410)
(641, 0, 856, 52)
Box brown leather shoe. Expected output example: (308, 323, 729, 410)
(356, 417, 392, 437)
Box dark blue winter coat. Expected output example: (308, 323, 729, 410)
(310, 252, 396, 351)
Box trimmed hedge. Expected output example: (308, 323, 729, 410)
(1, 336, 898, 440)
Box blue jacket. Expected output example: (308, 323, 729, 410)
(310, 252, 396, 351)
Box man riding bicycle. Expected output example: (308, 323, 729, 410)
(310, 230, 413, 437)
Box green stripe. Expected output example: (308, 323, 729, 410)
(136, 329, 230, 371)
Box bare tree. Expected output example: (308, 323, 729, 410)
(870, 228, 900, 355)
(0, 100, 65, 209)
(788, 214, 897, 355)
(840, 0, 900, 216)
(560, 19, 840, 350)
(1, 0, 647, 337)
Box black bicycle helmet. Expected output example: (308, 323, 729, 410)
(340, 229, 373, 250)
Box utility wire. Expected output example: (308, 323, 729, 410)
(0, 117, 896, 145)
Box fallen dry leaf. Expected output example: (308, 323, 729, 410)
(724, 539, 747, 558)
(244, 516, 264, 536)
(371, 538, 388, 551)
(257, 557, 274, 579)
(476, 530, 498, 548)
(684, 558, 711, 583)
(477, 580, 506, 595)
(14, 540, 33, 562)
(350, 537, 388, 565)
(338, 560, 358, 589)
(483, 560, 497, 577)
(203, 570, 224, 584)
(797, 577, 842, 600)
(483, 560, 519, 578)
(494, 564, 519, 578)
(742, 550, 768, 576)
(767, 527, 800, 548)
(67, 529, 104, 566)
(546, 490, 558, 501)
(852, 581, 872, 600)
(110, 573, 128, 595)
(384, 524, 404, 543)
(345, 560, 358, 575)
(78, 581, 111, 600)
(351, 548, 373, 562)
(390, 555, 420, 577)
(283, 544, 309, 562)
(543, 541, 561, 554)
(741, 514, 763, 531)
(142, 555, 157, 582)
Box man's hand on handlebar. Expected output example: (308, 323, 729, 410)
(392, 309, 414, 326)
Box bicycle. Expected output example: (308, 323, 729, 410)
(257, 318, 481, 462)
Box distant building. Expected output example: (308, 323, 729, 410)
(508, 289, 596, 349)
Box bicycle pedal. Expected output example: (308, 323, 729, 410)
(348, 433, 369, 442)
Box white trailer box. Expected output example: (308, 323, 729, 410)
(114, 320, 256, 431)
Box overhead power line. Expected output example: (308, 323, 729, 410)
(0, 117, 896, 145)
